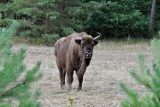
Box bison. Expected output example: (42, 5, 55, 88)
(54, 32, 101, 90)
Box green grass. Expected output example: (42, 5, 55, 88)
(12, 36, 57, 46)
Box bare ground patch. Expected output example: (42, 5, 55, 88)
(12, 43, 153, 107)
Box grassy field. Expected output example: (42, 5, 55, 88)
(13, 40, 152, 107)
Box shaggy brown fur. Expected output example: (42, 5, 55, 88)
(54, 32, 99, 90)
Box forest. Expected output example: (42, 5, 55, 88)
(0, 0, 160, 45)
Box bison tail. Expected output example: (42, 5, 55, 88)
(54, 41, 58, 56)
(54, 48, 57, 56)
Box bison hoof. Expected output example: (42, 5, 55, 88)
(61, 87, 64, 90)
(61, 85, 65, 90)
(67, 86, 72, 91)
(77, 88, 82, 91)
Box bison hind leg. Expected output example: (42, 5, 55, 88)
(59, 67, 66, 89)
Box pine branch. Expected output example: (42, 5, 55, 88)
(0, 80, 25, 98)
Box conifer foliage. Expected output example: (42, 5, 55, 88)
(1, 0, 160, 44)
(120, 37, 160, 107)
(0, 20, 41, 106)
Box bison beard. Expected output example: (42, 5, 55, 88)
(54, 32, 100, 90)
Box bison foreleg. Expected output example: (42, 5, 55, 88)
(76, 71, 85, 91)
(77, 75, 83, 91)
(76, 62, 87, 90)
(67, 70, 74, 90)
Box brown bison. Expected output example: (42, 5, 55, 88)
(54, 32, 101, 90)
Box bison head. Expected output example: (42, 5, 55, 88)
(75, 33, 101, 59)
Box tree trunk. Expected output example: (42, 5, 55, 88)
(149, 0, 157, 32)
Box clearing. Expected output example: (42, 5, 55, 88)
(12, 42, 152, 107)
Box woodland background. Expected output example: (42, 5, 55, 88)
(0, 0, 160, 45)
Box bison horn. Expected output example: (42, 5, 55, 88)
(93, 32, 102, 40)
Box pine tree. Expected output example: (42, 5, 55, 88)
(120, 37, 160, 107)
(0, 20, 41, 106)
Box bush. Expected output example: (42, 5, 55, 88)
(80, 1, 149, 38)
(35, 34, 60, 46)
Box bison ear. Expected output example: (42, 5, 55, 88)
(75, 39, 81, 45)
(93, 40, 98, 46)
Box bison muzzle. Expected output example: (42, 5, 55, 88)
(54, 32, 101, 90)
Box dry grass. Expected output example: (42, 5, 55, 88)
(12, 41, 153, 107)
(95, 40, 150, 52)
